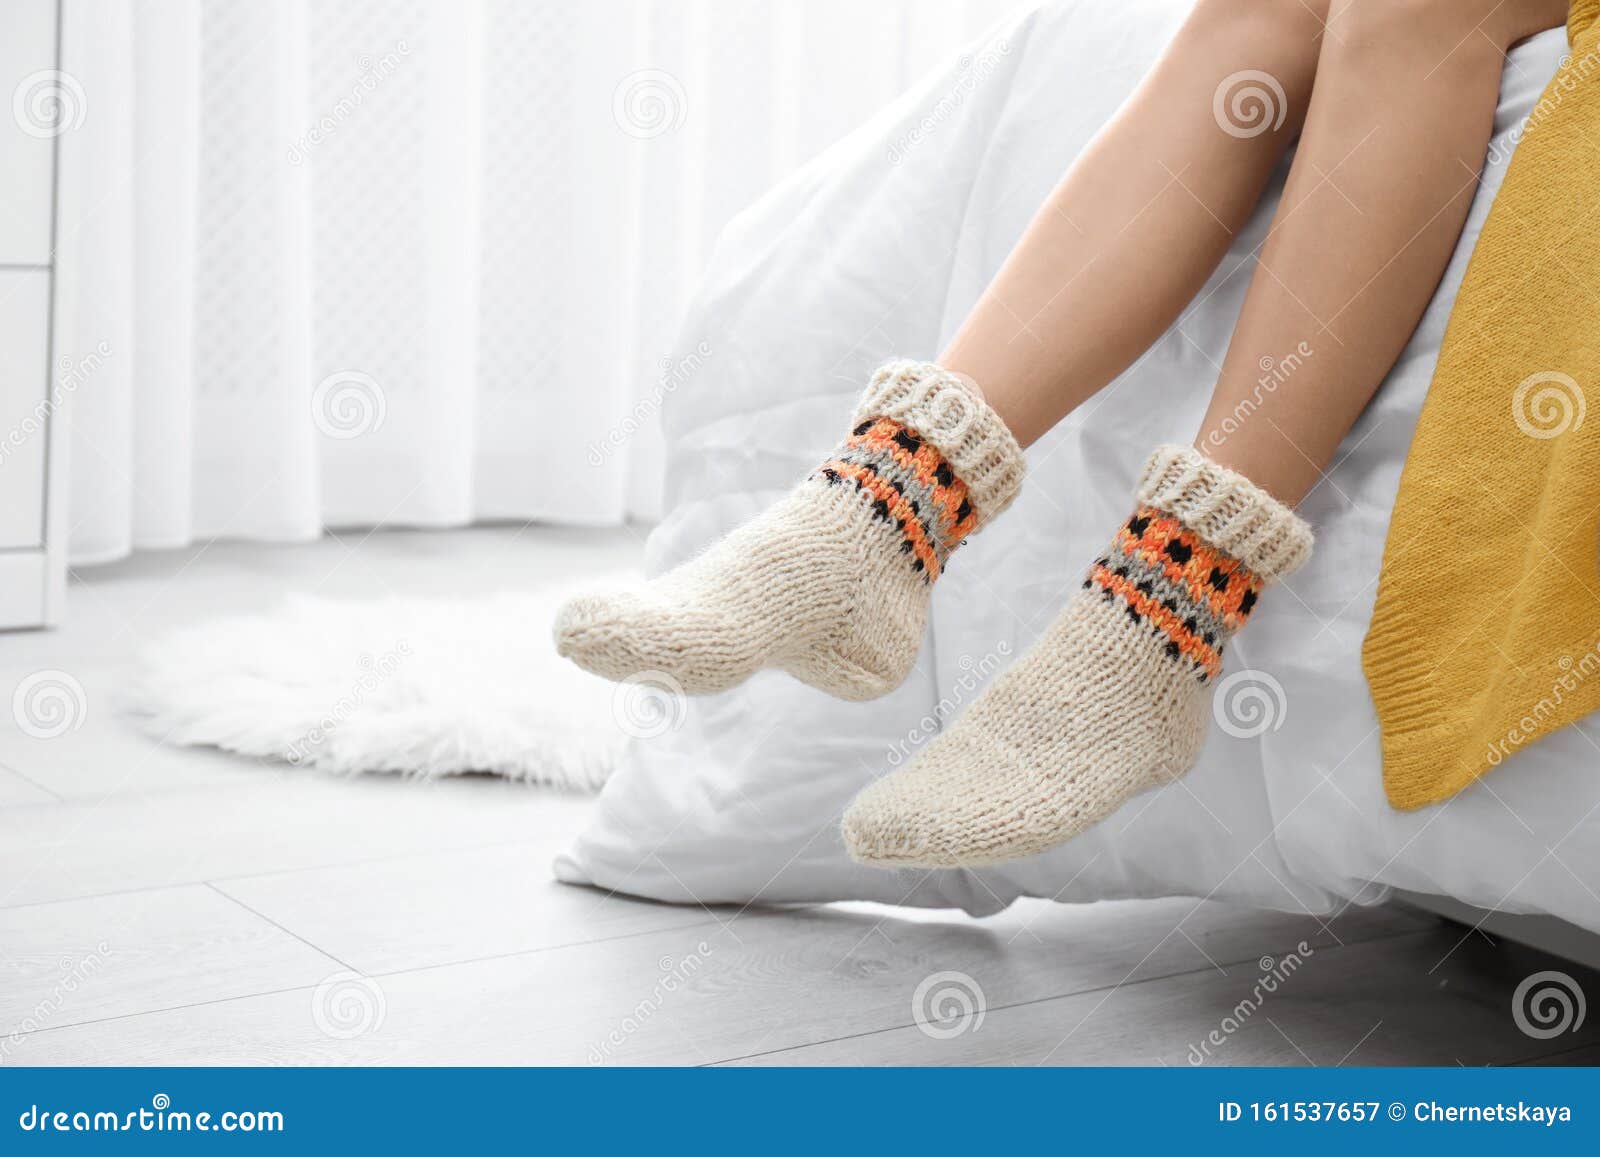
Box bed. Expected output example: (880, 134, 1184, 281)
(554, 0, 1600, 936)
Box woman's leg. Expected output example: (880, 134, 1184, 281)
(1196, 0, 1568, 504)
(941, 0, 1330, 447)
(842, 0, 1567, 868)
(558, 0, 1331, 701)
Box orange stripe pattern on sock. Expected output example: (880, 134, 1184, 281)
(1084, 506, 1263, 682)
(812, 417, 979, 582)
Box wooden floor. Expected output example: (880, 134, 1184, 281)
(2, 527, 1598, 1066)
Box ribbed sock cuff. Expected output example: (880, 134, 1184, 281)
(853, 360, 1026, 526)
(1136, 445, 1314, 582)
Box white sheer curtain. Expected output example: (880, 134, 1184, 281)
(53, 0, 1013, 566)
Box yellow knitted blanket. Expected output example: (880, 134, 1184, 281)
(1363, 0, 1600, 808)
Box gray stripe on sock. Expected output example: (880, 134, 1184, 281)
(833, 444, 949, 558)
(1100, 546, 1234, 644)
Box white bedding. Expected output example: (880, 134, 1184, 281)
(555, 0, 1600, 934)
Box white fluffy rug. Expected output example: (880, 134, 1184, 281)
(128, 589, 632, 790)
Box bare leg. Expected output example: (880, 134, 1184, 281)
(1197, 0, 1567, 504)
(554, 1, 1339, 703)
(841, 0, 1570, 870)
(940, 0, 1331, 447)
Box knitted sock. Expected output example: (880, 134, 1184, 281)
(842, 445, 1313, 867)
(554, 361, 1026, 700)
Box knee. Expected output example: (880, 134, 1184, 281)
(1328, 0, 1554, 59)
(1185, 0, 1332, 44)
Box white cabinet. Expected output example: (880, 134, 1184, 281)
(0, 0, 57, 263)
(0, 272, 50, 548)
(0, 0, 64, 628)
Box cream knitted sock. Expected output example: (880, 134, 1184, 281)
(554, 361, 1026, 700)
(842, 445, 1314, 867)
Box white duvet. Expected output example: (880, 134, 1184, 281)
(556, 0, 1600, 933)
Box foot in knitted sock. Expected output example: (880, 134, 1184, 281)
(841, 445, 1313, 866)
(554, 361, 1025, 700)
